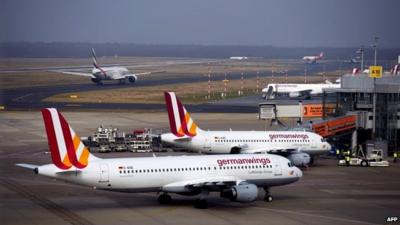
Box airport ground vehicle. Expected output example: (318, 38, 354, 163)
(17, 108, 302, 209)
(88, 127, 152, 153)
(338, 149, 389, 167)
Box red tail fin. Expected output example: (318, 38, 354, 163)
(41, 108, 93, 169)
(164, 92, 199, 137)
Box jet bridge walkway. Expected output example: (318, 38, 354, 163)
(311, 115, 357, 138)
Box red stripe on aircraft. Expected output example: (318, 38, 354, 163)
(164, 92, 183, 137)
(41, 109, 70, 169)
(58, 112, 87, 169)
(176, 95, 194, 137)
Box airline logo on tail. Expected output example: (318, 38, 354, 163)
(392, 64, 399, 75)
(352, 68, 359, 75)
(164, 92, 199, 137)
(91, 48, 107, 77)
(41, 108, 90, 169)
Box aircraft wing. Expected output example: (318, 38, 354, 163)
(162, 176, 242, 193)
(121, 70, 165, 79)
(51, 70, 96, 78)
(241, 147, 299, 156)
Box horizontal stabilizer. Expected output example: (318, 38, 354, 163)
(16, 163, 38, 169)
(56, 170, 82, 175)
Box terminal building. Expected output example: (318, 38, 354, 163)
(258, 72, 400, 156)
(322, 74, 400, 155)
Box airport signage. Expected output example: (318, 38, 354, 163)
(302, 104, 335, 118)
(369, 66, 382, 78)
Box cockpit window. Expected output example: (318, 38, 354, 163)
(288, 162, 294, 167)
(321, 138, 327, 142)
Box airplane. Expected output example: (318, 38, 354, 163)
(161, 92, 331, 166)
(302, 52, 324, 64)
(229, 56, 248, 60)
(16, 108, 302, 209)
(261, 80, 340, 100)
(57, 49, 155, 85)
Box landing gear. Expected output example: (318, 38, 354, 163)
(194, 190, 209, 209)
(230, 147, 241, 154)
(309, 156, 314, 165)
(158, 193, 172, 204)
(264, 187, 273, 202)
(194, 199, 208, 209)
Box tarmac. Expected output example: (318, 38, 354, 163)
(1, 111, 399, 225)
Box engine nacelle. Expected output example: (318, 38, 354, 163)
(91, 78, 101, 83)
(221, 183, 258, 203)
(289, 91, 301, 98)
(287, 152, 311, 166)
(128, 75, 138, 83)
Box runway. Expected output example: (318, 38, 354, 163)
(2, 60, 350, 112)
(1, 111, 398, 225)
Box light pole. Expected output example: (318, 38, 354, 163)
(373, 37, 379, 66)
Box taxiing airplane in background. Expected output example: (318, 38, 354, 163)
(302, 52, 324, 64)
(161, 92, 331, 166)
(16, 108, 302, 209)
(262, 80, 340, 100)
(58, 49, 155, 85)
(229, 56, 248, 60)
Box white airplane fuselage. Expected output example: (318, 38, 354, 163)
(37, 154, 302, 193)
(262, 83, 340, 99)
(91, 67, 131, 81)
(162, 131, 330, 156)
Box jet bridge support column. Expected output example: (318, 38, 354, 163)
(351, 130, 358, 155)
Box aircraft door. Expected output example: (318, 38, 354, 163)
(203, 136, 211, 152)
(274, 158, 282, 176)
(99, 164, 109, 183)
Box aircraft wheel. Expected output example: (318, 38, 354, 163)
(264, 187, 272, 202)
(361, 160, 369, 167)
(158, 193, 172, 204)
(264, 195, 273, 202)
(194, 199, 208, 209)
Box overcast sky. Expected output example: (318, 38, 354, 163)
(1, 0, 399, 47)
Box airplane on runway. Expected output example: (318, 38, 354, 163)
(161, 92, 331, 166)
(57, 49, 156, 85)
(302, 52, 324, 64)
(16, 108, 302, 209)
(261, 79, 341, 100)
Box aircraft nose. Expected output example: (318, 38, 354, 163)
(322, 142, 331, 151)
(295, 167, 303, 178)
(325, 142, 332, 151)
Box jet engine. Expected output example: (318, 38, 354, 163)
(287, 152, 311, 166)
(220, 183, 258, 203)
(91, 78, 101, 83)
(289, 91, 311, 99)
(289, 92, 301, 98)
(128, 75, 138, 83)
